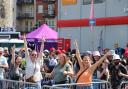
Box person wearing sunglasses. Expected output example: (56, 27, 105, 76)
(23, 35, 44, 89)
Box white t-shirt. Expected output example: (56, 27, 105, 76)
(25, 59, 42, 82)
(0, 56, 7, 79)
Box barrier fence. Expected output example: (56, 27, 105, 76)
(42, 79, 111, 89)
(43, 85, 61, 89)
(0, 79, 38, 89)
(41, 73, 54, 86)
(120, 81, 128, 89)
(0, 79, 112, 89)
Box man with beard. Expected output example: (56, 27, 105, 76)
(110, 54, 128, 89)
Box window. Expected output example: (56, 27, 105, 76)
(45, 19, 56, 30)
(48, 4, 54, 10)
(37, 5, 43, 13)
(82, 0, 105, 5)
(48, 4, 54, 15)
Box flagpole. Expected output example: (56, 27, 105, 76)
(79, 0, 82, 52)
(58, 0, 61, 38)
(89, 0, 95, 51)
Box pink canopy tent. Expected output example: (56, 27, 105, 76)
(26, 24, 58, 40)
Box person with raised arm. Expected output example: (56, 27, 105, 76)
(74, 40, 110, 89)
(9, 45, 23, 81)
(44, 53, 74, 85)
(23, 34, 44, 89)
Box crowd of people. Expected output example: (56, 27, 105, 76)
(0, 36, 128, 89)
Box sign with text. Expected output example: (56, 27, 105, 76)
(0, 27, 16, 32)
(89, 19, 96, 26)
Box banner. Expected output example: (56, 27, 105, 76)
(0, 27, 16, 32)
(62, 0, 77, 6)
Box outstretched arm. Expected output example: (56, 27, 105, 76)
(119, 73, 128, 79)
(74, 40, 83, 69)
(118, 68, 128, 78)
(38, 38, 45, 59)
(91, 52, 110, 73)
(23, 34, 30, 60)
(11, 45, 15, 65)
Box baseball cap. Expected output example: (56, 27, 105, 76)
(44, 49, 49, 53)
(50, 47, 56, 52)
(113, 54, 121, 61)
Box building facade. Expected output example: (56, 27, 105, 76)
(36, 0, 57, 30)
(57, 0, 128, 52)
(16, 0, 35, 33)
(16, 0, 57, 33)
(0, 0, 14, 28)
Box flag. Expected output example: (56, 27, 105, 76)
(89, 0, 95, 31)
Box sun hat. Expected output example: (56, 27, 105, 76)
(93, 51, 101, 56)
(0, 47, 3, 52)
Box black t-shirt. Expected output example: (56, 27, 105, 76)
(9, 63, 23, 80)
(110, 64, 127, 84)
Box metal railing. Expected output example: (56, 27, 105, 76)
(52, 79, 111, 89)
(43, 0, 55, 3)
(0, 79, 38, 89)
(41, 79, 112, 89)
(17, 13, 34, 19)
(17, 0, 34, 4)
(119, 81, 128, 89)
(0, 78, 112, 89)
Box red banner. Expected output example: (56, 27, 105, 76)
(57, 16, 128, 28)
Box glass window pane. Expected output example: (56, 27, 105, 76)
(38, 5, 43, 13)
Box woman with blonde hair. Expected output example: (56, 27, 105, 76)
(45, 53, 74, 84)
(23, 35, 44, 89)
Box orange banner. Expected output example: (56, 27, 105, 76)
(62, 0, 77, 5)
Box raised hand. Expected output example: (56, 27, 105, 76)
(11, 45, 16, 53)
(23, 33, 26, 40)
(74, 40, 80, 54)
(104, 51, 112, 57)
(42, 37, 45, 42)
(74, 40, 83, 68)
(11, 45, 16, 65)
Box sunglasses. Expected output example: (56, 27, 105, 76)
(31, 54, 37, 56)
